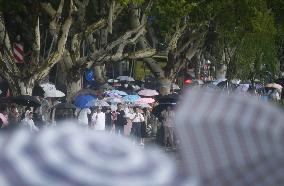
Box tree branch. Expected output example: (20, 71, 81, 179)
(34, 0, 74, 81)
(0, 13, 20, 77)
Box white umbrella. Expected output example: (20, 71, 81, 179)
(108, 79, 119, 83)
(138, 89, 159, 96)
(171, 84, 180, 90)
(40, 82, 56, 92)
(104, 97, 123, 103)
(87, 100, 110, 107)
(117, 76, 135, 82)
(44, 89, 65, 98)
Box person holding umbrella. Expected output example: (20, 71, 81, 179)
(113, 103, 127, 135)
(130, 107, 144, 145)
(91, 107, 105, 131)
(21, 110, 39, 132)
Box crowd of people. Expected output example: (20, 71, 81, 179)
(0, 100, 176, 147)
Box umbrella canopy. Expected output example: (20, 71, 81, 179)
(175, 88, 284, 185)
(136, 98, 155, 104)
(123, 95, 141, 102)
(73, 89, 99, 99)
(265, 83, 282, 89)
(86, 99, 110, 107)
(40, 82, 56, 92)
(44, 89, 65, 98)
(138, 89, 159, 96)
(117, 76, 135, 82)
(156, 93, 178, 104)
(74, 95, 96, 108)
(134, 102, 152, 108)
(53, 103, 76, 109)
(5, 95, 41, 107)
(105, 90, 128, 96)
(152, 103, 176, 118)
(104, 97, 123, 103)
(32, 85, 45, 97)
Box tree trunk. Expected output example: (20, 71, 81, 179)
(19, 79, 35, 95)
(66, 76, 82, 102)
(94, 64, 107, 83)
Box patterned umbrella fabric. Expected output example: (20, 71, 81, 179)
(74, 95, 96, 108)
(136, 98, 155, 104)
(123, 95, 141, 103)
(86, 99, 110, 107)
(175, 88, 284, 186)
(138, 89, 159, 96)
(104, 97, 124, 103)
(105, 90, 128, 96)
(0, 124, 188, 186)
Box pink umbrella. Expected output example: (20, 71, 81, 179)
(136, 98, 155, 104)
(138, 89, 159, 96)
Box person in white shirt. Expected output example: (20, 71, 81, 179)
(21, 110, 39, 132)
(91, 107, 106, 131)
(130, 107, 144, 145)
(76, 108, 91, 127)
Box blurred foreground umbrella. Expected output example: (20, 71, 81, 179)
(175, 88, 284, 186)
(0, 124, 185, 186)
(5, 95, 41, 107)
(138, 89, 159, 96)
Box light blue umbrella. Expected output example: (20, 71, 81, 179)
(105, 90, 128, 96)
(74, 95, 96, 108)
(123, 95, 141, 103)
(86, 99, 110, 107)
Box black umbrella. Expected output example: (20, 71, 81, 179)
(53, 103, 76, 109)
(32, 85, 45, 97)
(156, 93, 179, 104)
(152, 103, 176, 119)
(7, 95, 41, 107)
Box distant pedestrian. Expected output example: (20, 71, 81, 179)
(104, 107, 113, 131)
(92, 107, 105, 131)
(114, 104, 127, 135)
(21, 110, 39, 132)
(76, 108, 91, 128)
(130, 107, 144, 145)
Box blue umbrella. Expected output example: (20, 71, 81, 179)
(123, 95, 141, 103)
(74, 95, 96, 108)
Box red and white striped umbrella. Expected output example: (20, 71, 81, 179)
(13, 42, 24, 63)
(175, 88, 284, 186)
